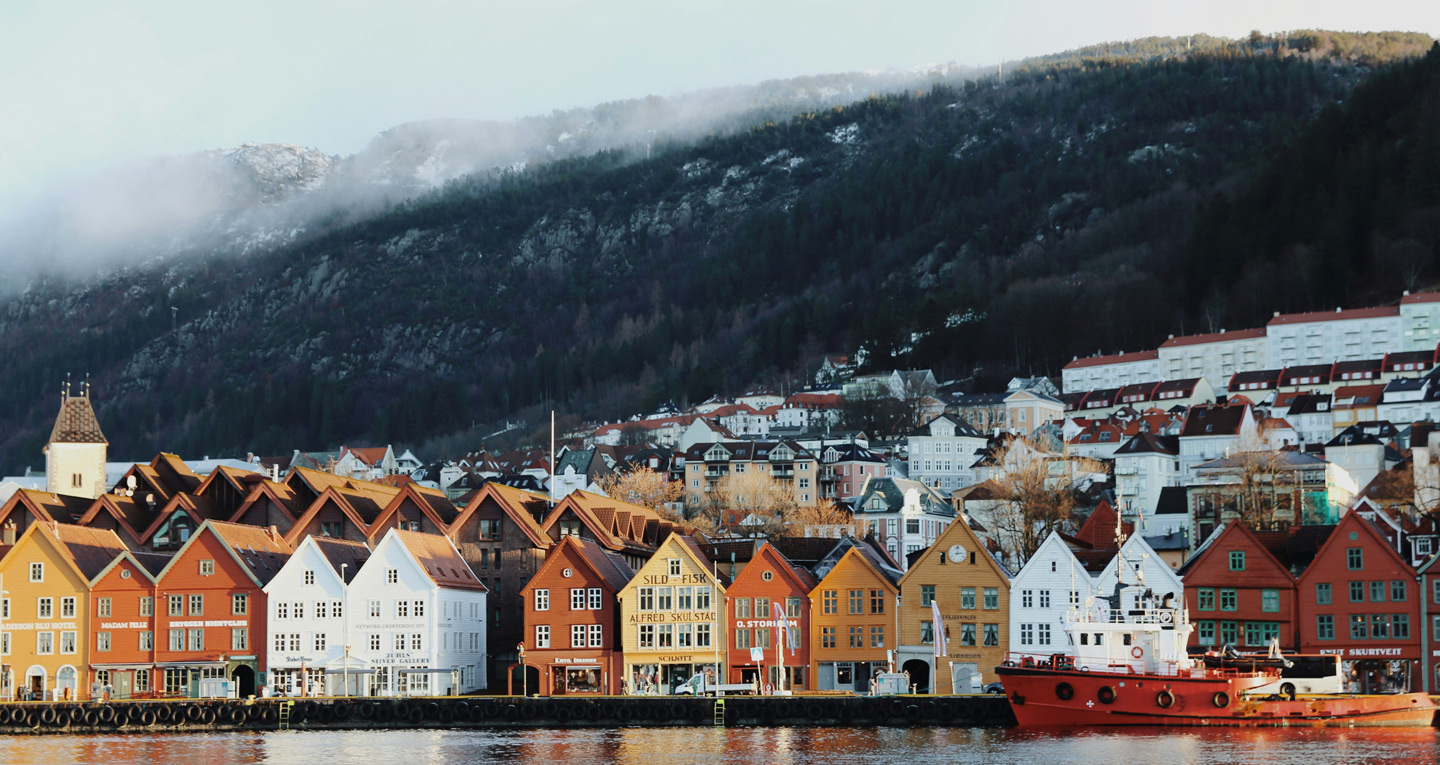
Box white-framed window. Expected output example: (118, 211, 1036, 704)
(139, 631, 153, 651)
(535, 625, 550, 648)
(140, 597, 154, 617)
(314, 633, 327, 651)
(37, 597, 53, 619)
(411, 633, 422, 650)
(589, 624, 603, 647)
(277, 601, 290, 619)
(232, 628, 248, 650)
(588, 588, 602, 610)
(233, 594, 248, 615)
(572, 624, 587, 648)
(200, 559, 215, 576)
(188, 594, 203, 616)
(387, 569, 398, 584)
(668, 559, 682, 576)
(394, 633, 406, 650)
(638, 624, 654, 649)
(60, 631, 77, 654)
(97, 597, 112, 617)
(571, 589, 585, 610)
(1, 632, 9, 655)
(188, 628, 204, 651)
(273, 633, 286, 651)
(370, 634, 381, 651)
(97, 632, 112, 651)
(534, 589, 549, 611)
(414, 600, 425, 617)
(332, 600, 343, 619)
(369, 600, 381, 618)
(169, 629, 184, 650)
(29, 562, 43, 582)
(37, 631, 54, 654)
(61, 597, 76, 618)
(304, 570, 315, 585)
(397, 601, 409, 618)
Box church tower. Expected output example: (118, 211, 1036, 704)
(44, 377, 108, 499)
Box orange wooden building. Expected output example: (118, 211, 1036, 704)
(87, 549, 173, 698)
(151, 520, 292, 697)
(807, 539, 903, 692)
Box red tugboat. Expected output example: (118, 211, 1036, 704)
(996, 547, 1435, 727)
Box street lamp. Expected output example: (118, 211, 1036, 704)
(340, 563, 349, 697)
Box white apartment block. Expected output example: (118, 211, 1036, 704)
(906, 415, 988, 493)
(1061, 351, 1161, 394)
(1265, 307, 1402, 369)
(1157, 329, 1268, 394)
(1401, 292, 1440, 351)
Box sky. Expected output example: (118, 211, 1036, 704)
(1, 0, 1437, 206)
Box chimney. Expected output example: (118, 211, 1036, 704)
(268, 525, 279, 543)
(3, 522, 15, 545)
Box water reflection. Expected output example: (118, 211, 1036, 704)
(0, 726, 1437, 765)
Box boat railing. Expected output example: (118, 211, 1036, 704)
(999, 652, 1077, 671)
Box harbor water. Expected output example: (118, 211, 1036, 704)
(2, 725, 1439, 764)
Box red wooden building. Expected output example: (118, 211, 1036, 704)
(1178, 522, 1298, 651)
(1297, 511, 1420, 693)
(152, 520, 292, 697)
(518, 535, 634, 695)
(724, 542, 816, 691)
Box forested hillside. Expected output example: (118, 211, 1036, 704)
(0, 32, 1434, 470)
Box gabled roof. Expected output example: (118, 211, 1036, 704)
(451, 481, 554, 550)
(523, 535, 634, 595)
(0, 489, 93, 526)
(1073, 501, 1132, 549)
(312, 537, 371, 583)
(90, 548, 171, 585)
(1180, 404, 1249, 438)
(820, 541, 903, 590)
(734, 542, 819, 594)
(391, 529, 485, 591)
(29, 522, 129, 581)
(1176, 521, 1294, 579)
(1333, 384, 1386, 408)
(227, 479, 305, 525)
(1113, 432, 1179, 456)
(193, 520, 294, 587)
(377, 483, 460, 530)
(77, 493, 165, 544)
(342, 446, 391, 467)
(1299, 511, 1413, 582)
(1228, 369, 1282, 391)
(540, 490, 676, 555)
(49, 391, 107, 444)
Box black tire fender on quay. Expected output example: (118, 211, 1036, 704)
(39, 706, 59, 726)
(407, 706, 425, 724)
(373, 705, 394, 724)
(357, 701, 376, 719)
(139, 709, 157, 727)
(1055, 682, 1075, 701)
(554, 705, 574, 724)
(333, 702, 352, 721)
(903, 704, 922, 723)
(1156, 690, 1176, 709)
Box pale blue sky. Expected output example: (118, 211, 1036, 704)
(1, 0, 1437, 201)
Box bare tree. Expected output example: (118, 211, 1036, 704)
(694, 470, 799, 538)
(786, 498, 854, 538)
(597, 466, 683, 517)
(985, 437, 1107, 566)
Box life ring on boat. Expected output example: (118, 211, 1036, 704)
(1280, 682, 1297, 701)
(1156, 690, 1176, 709)
(1212, 691, 1231, 709)
(1130, 646, 1143, 659)
(1055, 682, 1075, 700)
(1097, 686, 1117, 705)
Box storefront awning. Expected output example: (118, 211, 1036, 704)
(90, 664, 155, 671)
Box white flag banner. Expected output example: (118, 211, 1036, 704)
(931, 599, 948, 658)
(773, 601, 797, 657)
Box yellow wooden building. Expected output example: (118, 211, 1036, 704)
(615, 535, 726, 695)
(807, 541, 902, 692)
(1, 522, 127, 701)
(897, 515, 1012, 692)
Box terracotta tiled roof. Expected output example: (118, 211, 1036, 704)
(0, 489, 93, 526)
(394, 529, 485, 591)
(1158, 328, 1266, 348)
(48, 393, 107, 444)
(206, 520, 293, 585)
(1062, 350, 1160, 370)
(569, 536, 636, 592)
(344, 447, 390, 467)
(1268, 306, 1399, 325)
(1400, 292, 1440, 304)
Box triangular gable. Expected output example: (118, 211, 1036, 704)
(733, 542, 817, 594)
(1177, 522, 1293, 581)
(450, 482, 552, 549)
(155, 520, 293, 588)
(899, 511, 1012, 590)
(89, 548, 165, 586)
(373, 484, 456, 535)
(227, 480, 303, 525)
(134, 493, 210, 546)
(4, 522, 115, 588)
(0, 488, 92, 528)
(1095, 534, 1183, 595)
(815, 545, 901, 597)
(283, 486, 377, 546)
(76, 494, 150, 545)
(1013, 531, 1092, 588)
(1300, 511, 1416, 583)
(521, 535, 632, 598)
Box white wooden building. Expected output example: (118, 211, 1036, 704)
(1007, 532, 1094, 657)
(1093, 534, 1185, 612)
(263, 536, 371, 696)
(346, 529, 488, 696)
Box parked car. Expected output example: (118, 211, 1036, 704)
(983, 681, 1005, 695)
